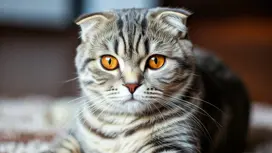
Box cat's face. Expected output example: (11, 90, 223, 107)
(75, 8, 195, 115)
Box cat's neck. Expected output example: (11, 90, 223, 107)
(83, 104, 164, 126)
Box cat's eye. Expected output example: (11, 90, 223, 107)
(101, 55, 119, 70)
(147, 55, 165, 69)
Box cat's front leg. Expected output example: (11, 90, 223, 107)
(43, 135, 81, 153)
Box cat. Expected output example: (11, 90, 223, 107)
(48, 7, 250, 153)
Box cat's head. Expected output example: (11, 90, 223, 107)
(75, 8, 195, 115)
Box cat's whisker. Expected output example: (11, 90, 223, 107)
(163, 93, 222, 128)
(96, 102, 112, 119)
(182, 95, 224, 114)
(152, 98, 206, 143)
(179, 99, 222, 128)
(58, 99, 89, 131)
(186, 112, 213, 142)
(150, 100, 166, 122)
(61, 95, 105, 132)
(157, 101, 219, 142)
(65, 96, 88, 104)
(62, 77, 79, 83)
(87, 100, 108, 116)
(156, 96, 211, 141)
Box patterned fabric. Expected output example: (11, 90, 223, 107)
(0, 97, 75, 153)
(0, 141, 51, 153)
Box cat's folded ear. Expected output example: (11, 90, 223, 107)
(75, 12, 115, 41)
(149, 7, 192, 38)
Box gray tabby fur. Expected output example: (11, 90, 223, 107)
(50, 7, 250, 153)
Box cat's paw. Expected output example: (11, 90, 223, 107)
(50, 135, 81, 153)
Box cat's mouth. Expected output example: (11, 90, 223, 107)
(124, 97, 136, 102)
(124, 97, 144, 104)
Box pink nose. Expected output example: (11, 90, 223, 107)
(124, 84, 140, 94)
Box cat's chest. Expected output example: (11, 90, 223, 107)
(76, 114, 156, 153)
(102, 130, 153, 153)
(79, 126, 154, 153)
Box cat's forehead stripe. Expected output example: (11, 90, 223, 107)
(114, 39, 118, 55)
(114, 9, 149, 59)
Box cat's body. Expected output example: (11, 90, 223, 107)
(49, 8, 250, 153)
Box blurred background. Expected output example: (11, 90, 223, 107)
(0, 0, 272, 151)
(0, 0, 271, 102)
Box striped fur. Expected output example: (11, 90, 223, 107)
(50, 7, 250, 153)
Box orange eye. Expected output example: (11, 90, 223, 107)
(101, 55, 119, 70)
(148, 55, 165, 69)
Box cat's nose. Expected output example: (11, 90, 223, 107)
(123, 84, 140, 94)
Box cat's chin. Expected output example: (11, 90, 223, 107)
(114, 100, 152, 115)
(123, 99, 144, 104)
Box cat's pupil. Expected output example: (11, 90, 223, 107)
(153, 57, 158, 64)
(107, 58, 112, 65)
